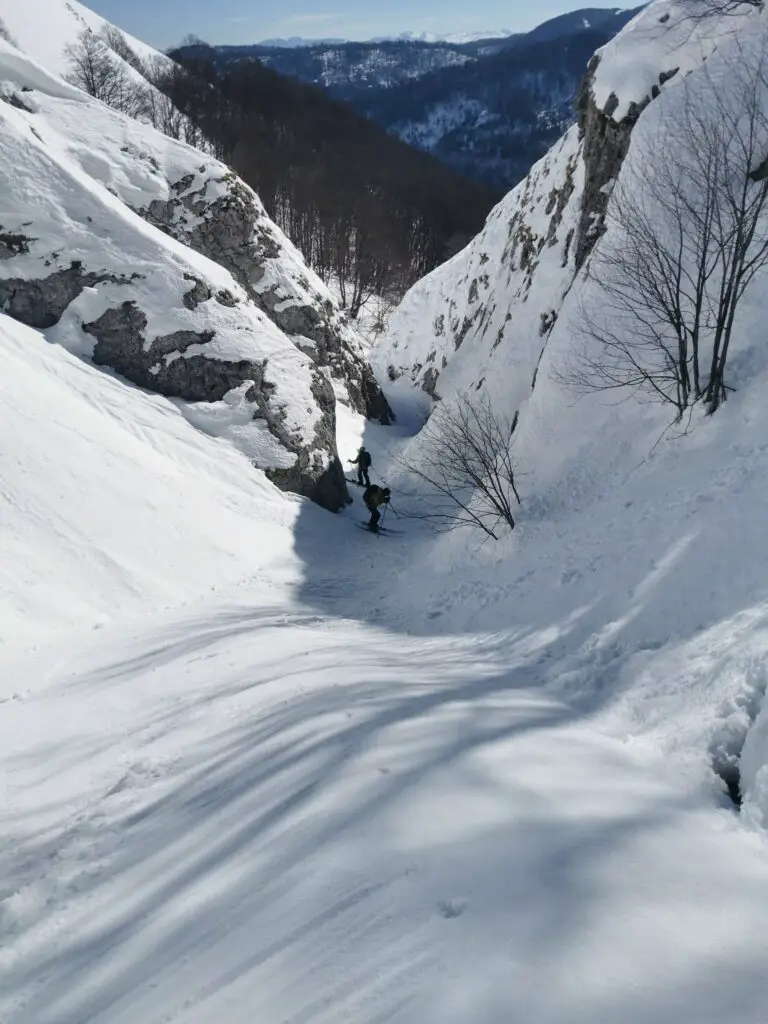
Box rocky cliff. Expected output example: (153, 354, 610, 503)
(0, 19, 391, 511)
(374, 0, 737, 430)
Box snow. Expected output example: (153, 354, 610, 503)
(395, 97, 489, 151)
(0, 0, 160, 79)
(0, 36, 336, 468)
(373, 122, 585, 420)
(592, 0, 756, 121)
(6, 303, 768, 1022)
(259, 29, 515, 48)
(8, 1, 768, 1021)
(0, 315, 296, 650)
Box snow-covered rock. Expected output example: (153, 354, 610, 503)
(0, 3, 394, 510)
(375, 0, 756, 414)
(0, 0, 392, 428)
(0, 41, 350, 509)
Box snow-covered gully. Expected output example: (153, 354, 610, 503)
(6, 0, 768, 1019)
(3, 318, 768, 1023)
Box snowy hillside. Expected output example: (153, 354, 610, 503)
(0, 0, 157, 79)
(9, 2, 768, 1022)
(235, 9, 640, 190)
(376, 0, 768, 812)
(0, 2, 392, 510)
(375, 0, 743, 411)
(0, 315, 297, 647)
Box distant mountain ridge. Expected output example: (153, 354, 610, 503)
(256, 10, 636, 50)
(213, 6, 644, 189)
(257, 30, 516, 48)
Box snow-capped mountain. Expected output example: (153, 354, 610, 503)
(0, 0, 391, 511)
(258, 30, 516, 48)
(368, 29, 515, 44)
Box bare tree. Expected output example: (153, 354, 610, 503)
(562, 36, 768, 417)
(99, 26, 147, 74)
(399, 393, 521, 539)
(65, 30, 123, 103)
(64, 29, 155, 120)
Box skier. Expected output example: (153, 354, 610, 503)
(363, 484, 391, 532)
(349, 445, 372, 487)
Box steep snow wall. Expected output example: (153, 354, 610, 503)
(376, 0, 768, 818)
(0, 313, 299, 644)
(375, 0, 753, 415)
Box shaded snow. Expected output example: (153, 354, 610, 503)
(5, 306, 768, 1023)
(7, 2, 768, 1022)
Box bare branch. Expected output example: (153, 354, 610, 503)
(396, 393, 520, 539)
(558, 33, 768, 417)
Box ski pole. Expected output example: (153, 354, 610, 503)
(378, 500, 389, 537)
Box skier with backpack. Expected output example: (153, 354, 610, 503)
(363, 484, 391, 532)
(349, 445, 372, 487)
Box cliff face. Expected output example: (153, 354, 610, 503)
(375, 0, 727, 431)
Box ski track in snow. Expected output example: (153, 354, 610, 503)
(5, 0, 768, 1019)
(3, 315, 768, 1023)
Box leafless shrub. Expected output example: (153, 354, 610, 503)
(681, 0, 763, 18)
(65, 29, 159, 120)
(398, 393, 521, 539)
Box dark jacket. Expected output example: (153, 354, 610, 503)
(364, 485, 390, 511)
(351, 448, 372, 469)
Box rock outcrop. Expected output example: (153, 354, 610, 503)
(0, 39, 349, 511)
(139, 172, 393, 425)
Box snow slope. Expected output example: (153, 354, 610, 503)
(0, 0, 159, 79)
(376, 1, 768, 838)
(0, 41, 334, 474)
(0, 315, 297, 650)
(6, 304, 768, 1022)
(8, 1, 768, 1021)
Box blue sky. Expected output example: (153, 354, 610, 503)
(84, 1, 626, 48)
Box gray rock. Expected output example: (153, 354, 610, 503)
(139, 173, 394, 425)
(574, 56, 679, 270)
(82, 301, 349, 510)
(422, 367, 441, 398)
(0, 261, 138, 328)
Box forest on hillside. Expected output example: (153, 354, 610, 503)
(162, 44, 500, 312)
